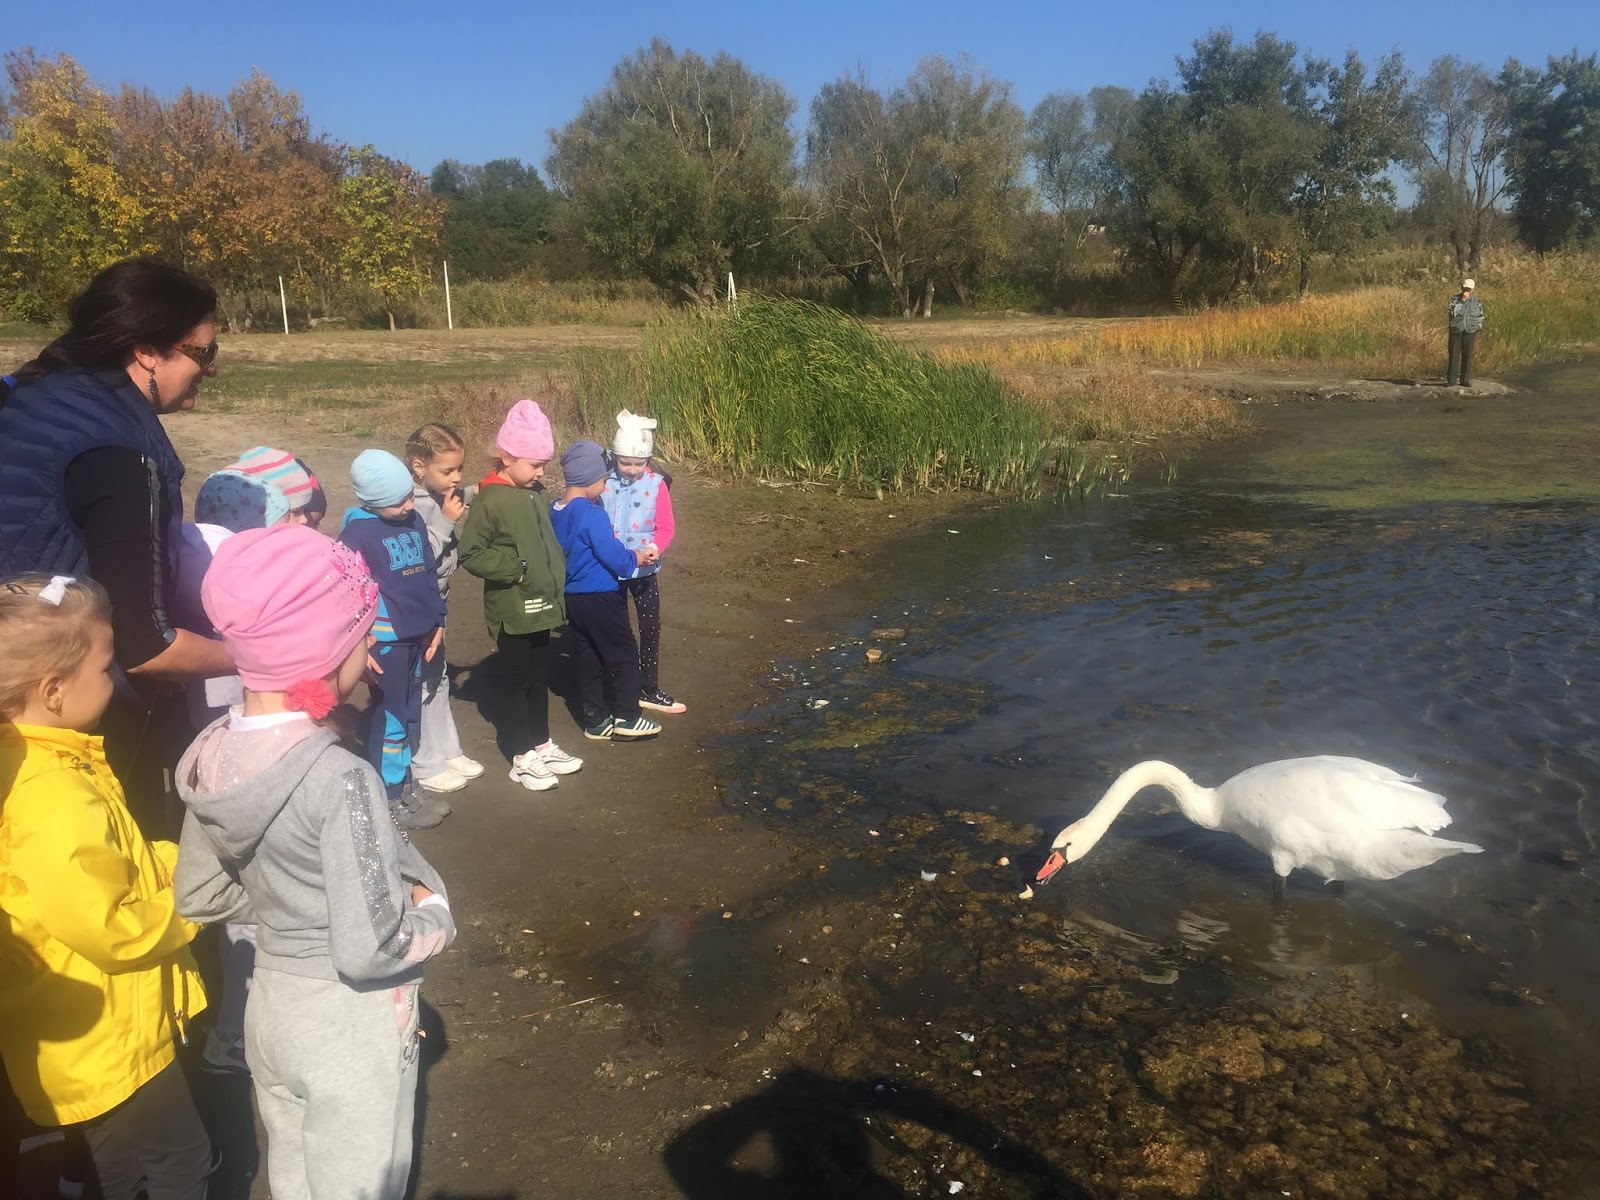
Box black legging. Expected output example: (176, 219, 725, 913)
(496, 629, 552, 749)
(80, 1060, 211, 1200)
(623, 574, 662, 693)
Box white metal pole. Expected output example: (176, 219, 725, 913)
(728, 271, 737, 308)
(278, 275, 289, 334)
(443, 260, 454, 331)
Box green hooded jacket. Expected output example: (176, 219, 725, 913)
(458, 472, 566, 638)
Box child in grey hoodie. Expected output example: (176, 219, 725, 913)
(173, 525, 455, 1200)
(405, 423, 483, 794)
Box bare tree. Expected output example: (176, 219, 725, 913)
(1411, 55, 1509, 275)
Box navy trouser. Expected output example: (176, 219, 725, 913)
(1447, 330, 1476, 385)
(368, 637, 425, 801)
(565, 589, 642, 724)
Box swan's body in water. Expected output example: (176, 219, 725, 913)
(1036, 756, 1483, 898)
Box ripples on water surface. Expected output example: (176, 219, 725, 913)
(750, 368, 1600, 1180)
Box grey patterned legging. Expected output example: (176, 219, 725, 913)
(624, 574, 662, 692)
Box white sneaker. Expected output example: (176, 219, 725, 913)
(416, 768, 468, 794)
(535, 740, 584, 774)
(446, 754, 485, 779)
(509, 754, 559, 791)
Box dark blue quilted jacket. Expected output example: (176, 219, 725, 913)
(0, 367, 186, 580)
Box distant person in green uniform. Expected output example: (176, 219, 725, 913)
(1447, 278, 1484, 388)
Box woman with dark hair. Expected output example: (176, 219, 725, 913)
(0, 256, 234, 831)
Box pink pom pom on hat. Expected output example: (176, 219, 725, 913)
(495, 399, 555, 462)
(202, 524, 379, 691)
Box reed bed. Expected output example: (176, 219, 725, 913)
(1003, 366, 1253, 444)
(946, 253, 1600, 381)
(569, 300, 1064, 495)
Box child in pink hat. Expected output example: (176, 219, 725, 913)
(459, 399, 581, 790)
(173, 525, 455, 1200)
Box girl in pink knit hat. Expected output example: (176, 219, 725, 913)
(172, 525, 455, 1200)
(459, 399, 581, 790)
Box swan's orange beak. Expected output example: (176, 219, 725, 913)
(1036, 850, 1068, 884)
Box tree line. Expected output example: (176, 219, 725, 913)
(1, 35, 1596, 325)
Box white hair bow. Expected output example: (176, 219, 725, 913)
(37, 575, 75, 606)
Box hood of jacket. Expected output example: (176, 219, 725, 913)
(174, 719, 340, 860)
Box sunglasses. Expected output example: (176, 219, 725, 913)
(176, 341, 219, 368)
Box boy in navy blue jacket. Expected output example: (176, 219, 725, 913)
(549, 440, 660, 741)
(338, 449, 450, 828)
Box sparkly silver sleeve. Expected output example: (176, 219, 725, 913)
(341, 768, 413, 963)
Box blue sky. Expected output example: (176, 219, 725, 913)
(6, 0, 1594, 173)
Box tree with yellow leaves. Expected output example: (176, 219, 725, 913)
(337, 145, 442, 330)
(0, 50, 148, 320)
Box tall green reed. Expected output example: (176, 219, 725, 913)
(573, 300, 1066, 495)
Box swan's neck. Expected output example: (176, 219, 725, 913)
(1086, 760, 1223, 840)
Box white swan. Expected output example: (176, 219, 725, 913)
(1035, 756, 1483, 899)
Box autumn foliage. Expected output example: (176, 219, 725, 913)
(0, 50, 441, 327)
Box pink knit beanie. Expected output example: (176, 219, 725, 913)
(202, 525, 379, 691)
(496, 399, 555, 462)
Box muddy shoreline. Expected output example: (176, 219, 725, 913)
(157, 367, 1571, 1199)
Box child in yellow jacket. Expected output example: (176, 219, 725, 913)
(0, 574, 211, 1200)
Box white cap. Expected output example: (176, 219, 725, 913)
(613, 409, 657, 458)
(1462, 278, 1475, 291)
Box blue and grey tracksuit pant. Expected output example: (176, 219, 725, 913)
(368, 637, 425, 801)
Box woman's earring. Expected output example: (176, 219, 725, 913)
(146, 368, 159, 405)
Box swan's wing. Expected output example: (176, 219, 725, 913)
(1292, 755, 1419, 784)
(1225, 758, 1455, 836)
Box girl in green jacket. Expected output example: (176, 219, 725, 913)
(457, 399, 579, 791)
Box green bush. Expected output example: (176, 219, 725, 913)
(572, 299, 1065, 494)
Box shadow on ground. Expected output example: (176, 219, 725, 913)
(662, 1067, 1083, 1199)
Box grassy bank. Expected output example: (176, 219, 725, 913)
(567, 301, 1064, 495)
(943, 252, 1600, 381)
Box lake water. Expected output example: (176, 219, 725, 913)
(734, 358, 1600, 1187)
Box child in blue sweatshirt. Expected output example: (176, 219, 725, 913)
(549, 440, 660, 740)
(337, 449, 449, 828)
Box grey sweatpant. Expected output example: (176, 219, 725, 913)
(246, 968, 421, 1200)
(412, 645, 464, 780)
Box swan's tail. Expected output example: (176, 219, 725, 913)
(1359, 830, 1484, 881)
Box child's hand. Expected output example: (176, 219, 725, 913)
(365, 633, 383, 680)
(410, 883, 436, 906)
(642, 543, 661, 565)
(634, 548, 650, 566)
(424, 627, 443, 663)
(441, 488, 466, 523)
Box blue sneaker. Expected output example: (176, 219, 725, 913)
(583, 717, 615, 741)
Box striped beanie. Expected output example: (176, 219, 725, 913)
(228, 446, 316, 511)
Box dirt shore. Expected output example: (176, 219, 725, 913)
(161, 411, 980, 1199)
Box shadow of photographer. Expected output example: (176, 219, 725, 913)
(664, 1067, 1083, 1199)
